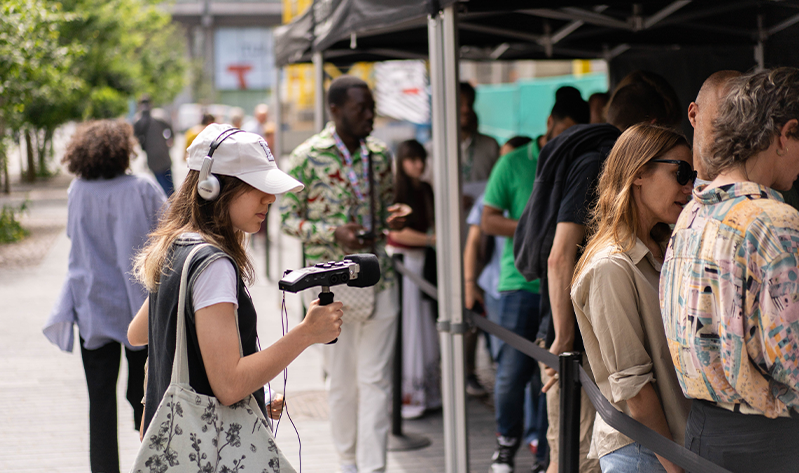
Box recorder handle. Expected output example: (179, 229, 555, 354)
(319, 287, 338, 344)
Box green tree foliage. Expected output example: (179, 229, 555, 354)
(0, 0, 187, 189)
(56, 0, 187, 119)
(0, 202, 29, 244)
(0, 0, 77, 187)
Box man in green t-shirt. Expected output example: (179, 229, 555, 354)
(481, 89, 589, 473)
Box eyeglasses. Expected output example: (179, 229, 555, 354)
(650, 159, 697, 186)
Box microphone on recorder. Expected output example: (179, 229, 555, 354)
(279, 254, 380, 344)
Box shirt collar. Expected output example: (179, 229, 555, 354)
(315, 122, 381, 155)
(312, 122, 337, 150)
(629, 237, 664, 272)
(528, 140, 540, 161)
(693, 181, 785, 206)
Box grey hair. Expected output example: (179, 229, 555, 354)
(706, 67, 799, 179)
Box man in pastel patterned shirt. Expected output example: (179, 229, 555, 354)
(661, 67, 799, 473)
(281, 75, 404, 473)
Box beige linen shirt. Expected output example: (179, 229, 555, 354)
(571, 238, 690, 459)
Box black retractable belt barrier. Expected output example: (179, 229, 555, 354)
(559, 353, 581, 473)
(390, 259, 733, 473)
(466, 312, 734, 473)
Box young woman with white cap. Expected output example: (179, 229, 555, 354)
(127, 124, 343, 441)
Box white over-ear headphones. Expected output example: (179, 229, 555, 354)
(197, 128, 244, 200)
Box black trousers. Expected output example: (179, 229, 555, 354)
(80, 339, 147, 473)
(686, 400, 799, 473)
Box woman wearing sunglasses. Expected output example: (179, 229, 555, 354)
(660, 68, 799, 472)
(571, 124, 693, 473)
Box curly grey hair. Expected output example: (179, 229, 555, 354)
(706, 67, 799, 180)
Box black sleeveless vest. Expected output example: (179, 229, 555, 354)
(143, 234, 266, 432)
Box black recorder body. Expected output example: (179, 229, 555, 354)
(279, 260, 356, 292)
(279, 253, 380, 293)
(279, 254, 381, 344)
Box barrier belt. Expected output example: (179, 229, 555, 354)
(391, 258, 732, 472)
(392, 257, 439, 300)
(466, 312, 733, 473)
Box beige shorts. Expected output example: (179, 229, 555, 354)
(539, 352, 599, 472)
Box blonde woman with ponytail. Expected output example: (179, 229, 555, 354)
(570, 124, 693, 473)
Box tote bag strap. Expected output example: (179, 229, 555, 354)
(170, 244, 245, 386)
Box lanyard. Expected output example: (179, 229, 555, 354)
(332, 131, 371, 202)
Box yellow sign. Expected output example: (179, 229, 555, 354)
(572, 59, 592, 76)
(280, 0, 376, 111)
(282, 0, 313, 23)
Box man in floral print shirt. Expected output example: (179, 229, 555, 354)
(280, 76, 401, 473)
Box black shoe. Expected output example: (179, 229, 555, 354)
(530, 460, 547, 473)
(489, 436, 520, 473)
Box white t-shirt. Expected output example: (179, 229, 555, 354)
(192, 258, 238, 311)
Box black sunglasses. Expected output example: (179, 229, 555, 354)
(650, 159, 697, 186)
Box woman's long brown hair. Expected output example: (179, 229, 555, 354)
(134, 171, 255, 291)
(573, 124, 689, 285)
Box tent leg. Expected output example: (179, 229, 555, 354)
(755, 15, 765, 71)
(313, 51, 325, 132)
(273, 66, 282, 281)
(428, 5, 469, 473)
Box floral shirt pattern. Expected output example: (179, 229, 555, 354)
(280, 123, 395, 291)
(660, 182, 799, 418)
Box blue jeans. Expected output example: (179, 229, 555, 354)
(599, 443, 666, 473)
(524, 372, 548, 463)
(485, 289, 541, 439)
(154, 168, 174, 196)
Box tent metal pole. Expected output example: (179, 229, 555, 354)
(269, 65, 283, 281)
(273, 66, 282, 159)
(313, 51, 325, 131)
(755, 14, 765, 71)
(427, 14, 454, 473)
(428, 5, 469, 473)
(442, 6, 469, 473)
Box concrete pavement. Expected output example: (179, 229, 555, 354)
(0, 138, 516, 472)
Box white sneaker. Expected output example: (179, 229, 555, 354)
(489, 462, 513, 473)
(401, 404, 426, 419)
(339, 464, 358, 473)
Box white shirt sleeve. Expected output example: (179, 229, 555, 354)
(192, 258, 238, 311)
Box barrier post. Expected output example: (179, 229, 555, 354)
(391, 254, 404, 436)
(559, 352, 582, 473)
(388, 254, 432, 451)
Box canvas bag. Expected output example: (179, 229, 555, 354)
(130, 244, 295, 473)
(301, 284, 375, 324)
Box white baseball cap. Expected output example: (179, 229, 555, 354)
(187, 123, 303, 195)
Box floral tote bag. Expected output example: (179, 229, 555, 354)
(130, 245, 295, 473)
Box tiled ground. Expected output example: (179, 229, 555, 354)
(0, 166, 543, 473)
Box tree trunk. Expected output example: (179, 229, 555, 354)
(0, 119, 8, 194)
(24, 129, 35, 183)
(37, 129, 45, 174)
(37, 128, 53, 176)
(2, 148, 8, 194)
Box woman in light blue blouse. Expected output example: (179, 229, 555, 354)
(44, 120, 167, 473)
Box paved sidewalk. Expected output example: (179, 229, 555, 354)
(0, 147, 527, 472)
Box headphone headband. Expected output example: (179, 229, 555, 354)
(198, 128, 244, 200)
(208, 128, 244, 159)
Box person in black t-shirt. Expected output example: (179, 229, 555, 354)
(514, 73, 680, 473)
